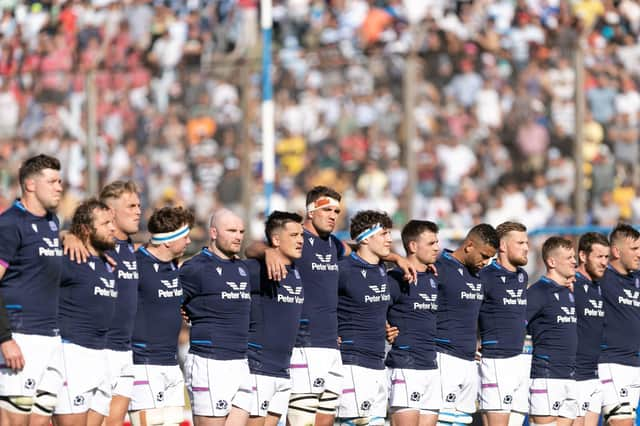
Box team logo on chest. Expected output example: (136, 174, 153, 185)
(460, 282, 483, 300)
(39, 237, 62, 257)
(414, 292, 437, 310)
(158, 277, 182, 298)
(365, 284, 390, 303)
(118, 260, 139, 280)
(584, 299, 604, 317)
(279, 285, 304, 304)
(95, 277, 118, 298)
(222, 281, 250, 300)
(503, 289, 526, 306)
(557, 306, 576, 323)
(620, 288, 640, 306)
(311, 252, 337, 271)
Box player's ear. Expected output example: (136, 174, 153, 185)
(578, 250, 587, 265)
(271, 231, 281, 248)
(209, 226, 217, 241)
(408, 240, 418, 256)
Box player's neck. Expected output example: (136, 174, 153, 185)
(497, 254, 517, 272)
(356, 248, 380, 265)
(609, 260, 631, 276)
(450, 248, 467, 268)
(576, 265, 593, 282)
(406, 255, 428, 273)
(272, 247, 292, 265)
(86, 241, 101, 258)
(303, 221, 328, 238)
(20, 194, 47, 217)
(545, 271, 572, 288)
(208, 242, 232, 260)
(145, 244, 174, 262)
(113, 227, 129, 241)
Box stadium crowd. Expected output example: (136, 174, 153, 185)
(1, 0, 640, 240)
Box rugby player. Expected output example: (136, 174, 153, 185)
(128, 207, 193, 426)
(526, 237, 577, 426)
(386, 220, 441, 426)
(478, 222, 529, 426)
(181, 209, 253, 426)
(0, 154, 64, 426)
(54, 199, 117, 426)
(598, 224, 640, 426)
(434, 224, 498, 426)
(334, 210, 394, 426)
(245, 211, 305, 426)
(574, 232, 609, 426)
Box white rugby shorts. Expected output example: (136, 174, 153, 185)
(91, 349, 134, 415)
(437, 352, 478, 414)
(290, 347, 343, 395)
(54, 342, 110, 415)
(184, 354, 253, 416)
(336, 365, 387, 419)
(576, 378, 602, 417)
(249, 373, 292, 417)
(129, 364, 185, 411)
(479, 355, 531, 413)
(598, 363, 640, 410)
(0, 333, 63, 399)
(529, 378, 578, 419)
(388, 367, 441, 412)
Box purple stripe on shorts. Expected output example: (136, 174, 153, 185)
(63, 381, 68, 387)
(601, 379, 613, 384)
(134, 380, 150, 386)
(192, 387, 209, 392)
(392, 379, 406, 385)
(252, 387, 257, 391)
(342, 388, 356, 394)
(530, 389, 548, 394)
(290, 363, 309, 369)
(482, 383, 498, 389)
(0, 259, 8, 269)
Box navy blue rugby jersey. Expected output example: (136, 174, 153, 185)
(434, 250, 484, 361)
(295, 229, 344, 349)
(246, 259, 304, 378)
(526, 276, 577, 379)
(0, 200, 62, 336)
(574, 272, 604, 380)
(337, 253, 390, 370)
(105, 238, 139, 351)
(478, 261, 528, 358)
(131, 247, 183, 366)
(385, 268, 438, 370)
(599, 266, 640, 367)
(181, 248, 251, 360)
(59, 255, 117, 349)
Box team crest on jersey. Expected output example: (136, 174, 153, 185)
(31, 224, 38, 233)
(308, 237, 315, 246)
(568, 292, 574, 303)
(361, 270, 367, 278)
(216, 267, 223, 276)
(430, 278, 437, 288)
(49, 220, 57, 231)
(238, 267, 247, 276)
(518, 273, 524, 283)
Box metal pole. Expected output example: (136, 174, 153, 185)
(403, 27, 418, 218)
(239, 58, 253, 241)
(260, 0, 275, 217)
(574, 38, 586, 226)
(86, 69, 98, 196)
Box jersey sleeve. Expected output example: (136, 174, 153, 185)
(0, 215, 20, 267)
(386, 270, 403, 303)
(526, 285, 546, 330)
(246, 259, 262, 293)
(331, 235, 346, 260)
(179, 260, 201, 305)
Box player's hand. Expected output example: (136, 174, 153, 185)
(386, 322, 399, 344)
(427, 263, 438, 276)
(62, 233, 90, 264)
(1, 339, 24, 371)
(265, 247, 288, 281)
(396, 257, 418, 284)
(180, 307, 191, 325)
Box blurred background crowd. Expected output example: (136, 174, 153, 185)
(0, 0, 638, 256)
